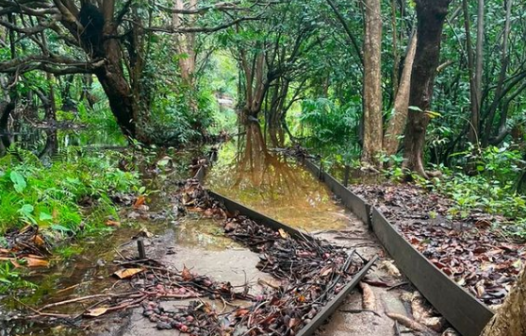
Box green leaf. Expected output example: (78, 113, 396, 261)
(39, 212, 53, 221)
(18, 204, 34, 217)
(408, 106, 423, 112)
(10, 171, 27, 193)
(50, 224, 73, 233)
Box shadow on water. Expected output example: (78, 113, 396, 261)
(206, 123, 349, 232)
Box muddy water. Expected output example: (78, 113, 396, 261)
(0, 148, 235, 336)
(206, 142, 349, 232)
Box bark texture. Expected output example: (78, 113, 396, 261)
(383, 32, 417, 156)
(402, 0, 451, 177)
(481, 268, 526, 336)
(361, 0, 383, 166)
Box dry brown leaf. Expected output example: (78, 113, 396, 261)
(320, 266, 333, 277)
(288, 318, 300, 329)
(133, 228, 153, 239)
(113, 268, 144, 279)
(84, 307, 109, 317)
(134, 195, 146, 208)
(105, 220, 121, 227)
(386, 312, 427, 332)
(360, 282, 376, 311)
(182, 266, 193, 281)
(25, 257, 49, 268)
(33, 235, 45, 247)
(234, 308, 250, 317)
(278, 229, 289, 239)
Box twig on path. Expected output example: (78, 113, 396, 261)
(340, 309, 381, 317)
(387, 282, 409, 291)
(40, 292, 142, 310)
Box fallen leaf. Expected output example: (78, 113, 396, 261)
(134, 195, 146, 208)
(182, 266, 193, 281)
(386, 312, 427, 332)
(133, 228, 153, 239)
(234, 308, 250, 317)
(25, 257, 49, 268)
(320, 266, 333, 277)
(381, 260, 401, 277)
(105, 220, 121, 227)
(360, 282, 376, 311)
(278, 229, 289, 239)
(113, 268, 144, 279)
(84, 307, 109, 317)
(33, 235, 45, 247)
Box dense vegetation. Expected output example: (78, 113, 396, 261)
(0, 0, 525, 328)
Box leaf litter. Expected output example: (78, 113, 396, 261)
(17, 179, 374, 336)
(351, 182, 526, 306)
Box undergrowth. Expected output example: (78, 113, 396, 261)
(0, 149, 142, 292)
(416, 146, 526, 238)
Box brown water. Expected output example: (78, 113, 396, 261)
(0, 148, 233, 335)
(206, 141, 349, 232)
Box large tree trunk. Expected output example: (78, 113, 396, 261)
(361, 0, 383, 167)
(77, 2, 137, 140)
(402, 0, 451, 177)
(481, 268, 526, 336)
(383, 32, 417, 157)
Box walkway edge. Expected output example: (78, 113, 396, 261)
(301, 158, 494, 336)
(195, 165, 379, 336)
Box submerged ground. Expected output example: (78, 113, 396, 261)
(0, 138, 447, 336)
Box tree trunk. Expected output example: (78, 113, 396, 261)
(402, 0, 452, 177)
(361, 0, 383, 167)
(481, 268, 526, 336)
(383, 32, 417, 157)
(0, 101, 14, 150)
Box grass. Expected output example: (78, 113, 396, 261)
(0, 148, 142, 293)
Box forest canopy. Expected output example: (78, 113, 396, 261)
(0, 0, 524, 184)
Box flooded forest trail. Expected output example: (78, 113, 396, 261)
(204, 135, 437, 336)
(1, 133, 443, 336)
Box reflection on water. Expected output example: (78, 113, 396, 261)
(174, 214, 240, 250)
(206, 126, 349, 232)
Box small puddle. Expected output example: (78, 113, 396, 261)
(174, 214, 240, 250)
(206, 139, 349, 232)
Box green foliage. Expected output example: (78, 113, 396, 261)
(297, 97, 362, 164)
(422, 146, 526, 236)
(0, 150, 141, 235)
(0, 263, 37, 293)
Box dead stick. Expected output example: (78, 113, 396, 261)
(340, 309, 381, 317)
(40, 292, 142, 310)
